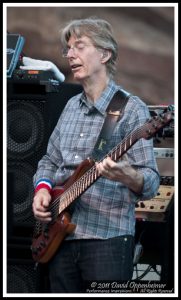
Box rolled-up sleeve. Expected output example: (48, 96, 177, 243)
(137, 166, 160, 200)
(33, 116, 64, 188)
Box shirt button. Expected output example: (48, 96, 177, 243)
(75, 155, 79, 159)
(80, 133, 84, 137)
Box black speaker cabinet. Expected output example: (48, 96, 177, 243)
(7, 259, 42, 293)
(7, 98, 48, 231)
(6, 80, 83, 293)
(7, 241, 49, 293)
(7, 81, 83, 238)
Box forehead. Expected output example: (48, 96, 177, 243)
(67, 35, 92, 45)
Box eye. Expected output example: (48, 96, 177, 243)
(76, 43, 85, 50)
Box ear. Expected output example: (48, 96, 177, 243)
(101, 50, 111, 63)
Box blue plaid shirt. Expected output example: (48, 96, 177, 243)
(33, 80, 160, 238)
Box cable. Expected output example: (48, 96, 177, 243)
(134, 264, 153, 280)
(133, 229, 145, 265)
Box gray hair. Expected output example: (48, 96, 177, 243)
(61, 17, 118, 78)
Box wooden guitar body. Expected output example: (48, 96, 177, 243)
(32, 211, 75, 263)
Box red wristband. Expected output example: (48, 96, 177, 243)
(34, 183, 52, 194)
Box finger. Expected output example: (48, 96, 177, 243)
(101, 166, 110, 178)
(35, 210, 52, 218)
(35, 216, 52, 223)
(32, 200, 51, 216)
(42, 198, 51, 208)
(102, 157, 110, 165)
(104, 156, 117, 167)
(34, 194, 51, 209)
(95, 161, 108, 177)
(34, 210, 52, 222)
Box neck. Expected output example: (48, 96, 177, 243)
(81, 75, 110, 103)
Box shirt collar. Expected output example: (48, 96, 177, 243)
(79, 79, 119, 115)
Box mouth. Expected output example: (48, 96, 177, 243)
(70, 64, 82, 71)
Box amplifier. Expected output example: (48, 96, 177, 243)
(7, 69, 60, 95)
(135, 185, 174, 213)
(156, 157, 174, 177)
(11, 69, 58, 84)
(154, 148, 174, 159)
(135, 176, 174, 222)
(153, 139, 174, 177)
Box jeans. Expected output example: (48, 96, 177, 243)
(49, 235, 134, 293)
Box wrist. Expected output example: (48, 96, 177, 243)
(129, 169, 144, 194)
(120, 167, 143, 194)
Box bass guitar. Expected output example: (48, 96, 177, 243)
(31, 108, 174, 263)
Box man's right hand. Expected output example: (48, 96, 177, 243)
(32, 188, 52, 222)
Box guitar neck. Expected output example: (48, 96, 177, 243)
(56, 127, 141, 214)
(50, 111, 173, 216)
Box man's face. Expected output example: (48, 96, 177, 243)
(66, 35, 105, 81)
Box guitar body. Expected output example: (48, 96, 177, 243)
(31, 210, 76, 263)
(31, 158, 95, 263)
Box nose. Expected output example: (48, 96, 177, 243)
(67, 47, 76, 58)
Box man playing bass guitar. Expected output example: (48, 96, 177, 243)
(32, 17, 160, 293)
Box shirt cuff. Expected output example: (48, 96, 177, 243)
(35, 179, 53, 193)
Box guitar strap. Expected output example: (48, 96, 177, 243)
(92, 89, 130, 160)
